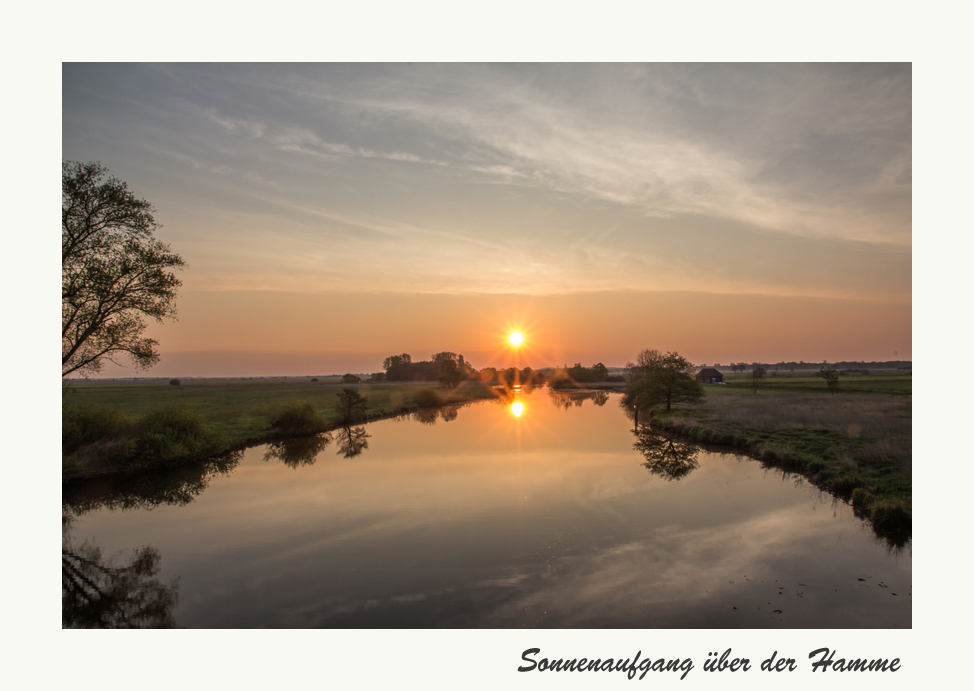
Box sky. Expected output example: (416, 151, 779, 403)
(62, 63, 911, 377)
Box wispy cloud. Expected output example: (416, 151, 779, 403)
(64, 63, 911, 302)
(311, 65, 910, 244)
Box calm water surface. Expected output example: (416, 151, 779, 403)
(63, 390, 911, 628)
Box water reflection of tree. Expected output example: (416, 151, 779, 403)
(634, 430, 700, 481)
(549, 391, 580, 410)
(414, 408, 440, 425)
(336, 426, 371, 458)
(549, 390, 611, 410)
(412, 405, 462, 425)
(263, 433, 332, 468)
(62, 532, 178, 628)
(63, 451, 242, 517)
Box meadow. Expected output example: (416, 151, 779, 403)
(62, 377, 499, 480)
(63, 369, 912, 541)
(651, 369, 912, 539)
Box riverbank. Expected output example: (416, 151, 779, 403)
(62, 379, 500, 481)
(647, 387, 911, 541)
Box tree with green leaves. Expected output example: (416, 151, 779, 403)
(382, 353, 412, 381)
(622, 349, 704, 414)
(62, 162, 184, 377)
(437, 358, 461, 388)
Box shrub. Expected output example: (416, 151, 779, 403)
(850, 487, 870, 508)
(341, 373, 361, 383)
(548, 375, 575, 390)
(831, 473, 862, 495)
(807, 460, 826, 474)
(870, 498, 911, 531)
(132, 405, 220, 466)
(169, 378, 181, 386)
(413, 388, 441, 408)
(63, 405, 129, 454)
(310, 378, 319, 383)
(269, 401, 325, 436)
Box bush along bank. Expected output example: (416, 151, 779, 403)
(648, 413, 911, 545)
(63, 404, 228, 480)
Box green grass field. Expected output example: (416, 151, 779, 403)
(649, 370, 912, 542)
(63, 378, 497, 445)
(62, 378, 501, 480)
(708, 369, 912, 396)
(63, 370, 912, 543)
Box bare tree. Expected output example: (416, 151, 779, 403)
(62, 162, 184, 377)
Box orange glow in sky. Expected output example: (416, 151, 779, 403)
(62, 65, 911, 378)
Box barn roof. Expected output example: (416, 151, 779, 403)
(697, 367, 721, 376)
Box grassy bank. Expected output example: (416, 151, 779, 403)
(648, 382, 911, 541)
(712, 369, 911, 396)
(63, 379, 499, 481)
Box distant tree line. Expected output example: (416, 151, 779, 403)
(548, 363, 625, 389)
(719, 360, 911, 373)
(379, 354, 633, 389)
(380, 352, 477, 388)
(480, 366, 546, 386)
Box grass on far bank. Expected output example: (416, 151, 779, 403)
(63, 378, 499, 480)
(713, 369, 911, 396)
(649, 382, 911, 540)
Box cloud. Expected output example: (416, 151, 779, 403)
(313, 64, 910, 244)
(63, 64, 911, 300)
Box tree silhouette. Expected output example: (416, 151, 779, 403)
(335, 387, 369, 425)
(62, 162, 184, 377)
(819, 363, 841, 393)
(748, 365, 767, 393)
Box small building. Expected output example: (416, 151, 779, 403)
(696, 367, 724, 384)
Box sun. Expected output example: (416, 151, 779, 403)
(508, 331, 524, 347)
(510, 401, 525, 418)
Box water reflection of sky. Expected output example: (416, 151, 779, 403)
(65, 394, 911, 628)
